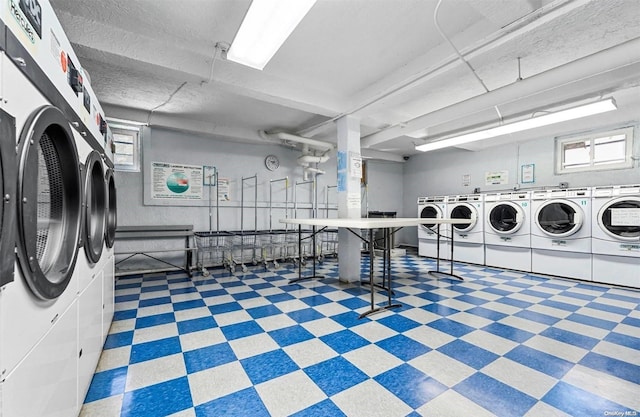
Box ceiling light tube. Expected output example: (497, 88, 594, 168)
(415, 98, 617, 152)
(227, 0, 317, 70)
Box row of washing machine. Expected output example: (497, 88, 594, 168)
(0, 1, 118, 416)
(418, 184, 640, 288)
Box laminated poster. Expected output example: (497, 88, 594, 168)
(151, 162, 203, 200)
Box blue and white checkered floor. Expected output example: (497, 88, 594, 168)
(82, 253, 640, 417)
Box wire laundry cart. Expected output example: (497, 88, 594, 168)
(318, 229, 338, 261)
(194, 231, 232, 276)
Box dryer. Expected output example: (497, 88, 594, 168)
(484, 191, 532, 272)
(531, 188, 591, 280)
(417, 196, 450, 260)
(0, 1, 113, 415)
(592, 184, 640, 288)
(448, 194, 484, 265)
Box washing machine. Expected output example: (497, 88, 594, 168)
(0, 1, 113, 415)
(418, 195, 450, 260)
(531, 187, 591, 280)
(591, 184, 640, 288)
(484, 191, 532, 272)
(448, 194, 484, 265)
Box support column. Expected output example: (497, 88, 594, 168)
(336, 115, 362, 283)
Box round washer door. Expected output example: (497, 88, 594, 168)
(420, 204, 443, 231)
(450, 203, 477, 233)
(535, 199, 583, 237)
(84, 151, 106, 264)
(105, 168, 117, 249)
(488, 202, 524, 235)
(597, 196, 640, 241)
(17, 106, 82, 300)
(0, 109, 17, 287)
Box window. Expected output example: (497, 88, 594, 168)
(111, 124, 141, 172)
(556, 126, 634, 174)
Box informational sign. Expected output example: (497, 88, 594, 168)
(462, 174, 471, 186)
(218, 177, 230, 201)
(521, 164, 535, 184)
(349, 153, 362, 179)
(347, 192, 361, 209)
(485, 170, 509, 185)
(611, 208, 640, 226)
(151, 162, 203, 200)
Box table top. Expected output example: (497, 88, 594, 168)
(280, 217, 469, 229)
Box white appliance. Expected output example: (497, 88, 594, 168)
(531, 187, 592, 280)
(484, 191, 532, 272)
(0, 106, 16, 292)
(0, 1, 115, 415)
(591, 184, 640, 288)
(417, 196, 450, 260)
(448, 194, 484, 265)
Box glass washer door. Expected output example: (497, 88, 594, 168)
(450, 203, 476, 233)
(420, 204, 443, 232)
(84, 151, 106, 264)
(105, 168, 117, 249)
(16, 106, 82, 300)
(488, 202, 524, 235)
(598, 196, 640, 241)
(535, 199, 583, 238)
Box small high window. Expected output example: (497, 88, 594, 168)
(556, 126, 634, 174)
(111, 124, 141, 172)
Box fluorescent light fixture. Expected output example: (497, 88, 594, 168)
(415, 98, 617, 152)
(227, 0, 317, 70)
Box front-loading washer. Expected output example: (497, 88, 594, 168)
(592, 184, 640, 288)
(484, 191, 532, 272)
(531, 188, 591, 280)
(0, 1, 114, 415)
(417, 196, 450, 260)
(448, 194, 484, 265)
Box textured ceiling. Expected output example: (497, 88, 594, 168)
(50, 0, 640, 157)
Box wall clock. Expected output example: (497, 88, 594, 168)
(265, 154, 280, 171)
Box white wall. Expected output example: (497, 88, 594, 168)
(114, 127, 405, 269)
(401, 126, 640, 246)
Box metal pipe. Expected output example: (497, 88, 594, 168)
(295, 180, 314, 219)
(241, 174, 257, 233)
(215, 170, 219, 232)
(325, 185, 337, 218)
(269, 177, 288, 231)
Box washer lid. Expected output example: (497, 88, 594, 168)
(598, 196, 640, 241)
(84, 151, 106, 264)
(450, 203, 477, 233)
(420, 203, 443, 231)
(488, 202, 524, 234)
(535, 199, 583, 237)
(16, 106, 82, 300)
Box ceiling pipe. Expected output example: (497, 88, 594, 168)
(259, 130, 335, 151)
(361, 36, 640, 148)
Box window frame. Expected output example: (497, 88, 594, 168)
(110, 123, 141, 172)
(555, 126, 634, 174)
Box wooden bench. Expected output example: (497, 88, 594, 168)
(114, 225, 194, 277)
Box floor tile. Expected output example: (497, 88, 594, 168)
(85, 252, 640, 417)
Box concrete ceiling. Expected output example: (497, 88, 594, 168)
(50, 0, 640, 159)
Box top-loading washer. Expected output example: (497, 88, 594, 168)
(592, 184, 640, 288)
(531, 187, 591, 280)
(0, 1, 113, 415)
(448, 194, 484, 265)
(417, 196, 450, 260)
(484, 191, 531, 272)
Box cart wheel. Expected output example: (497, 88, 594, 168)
(274, 261, 280, 269)
(242, 265, 248, 273)
(202, 268, 210, 277)
(318, 255, 323, 263)
(252, 259, 258, 266)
